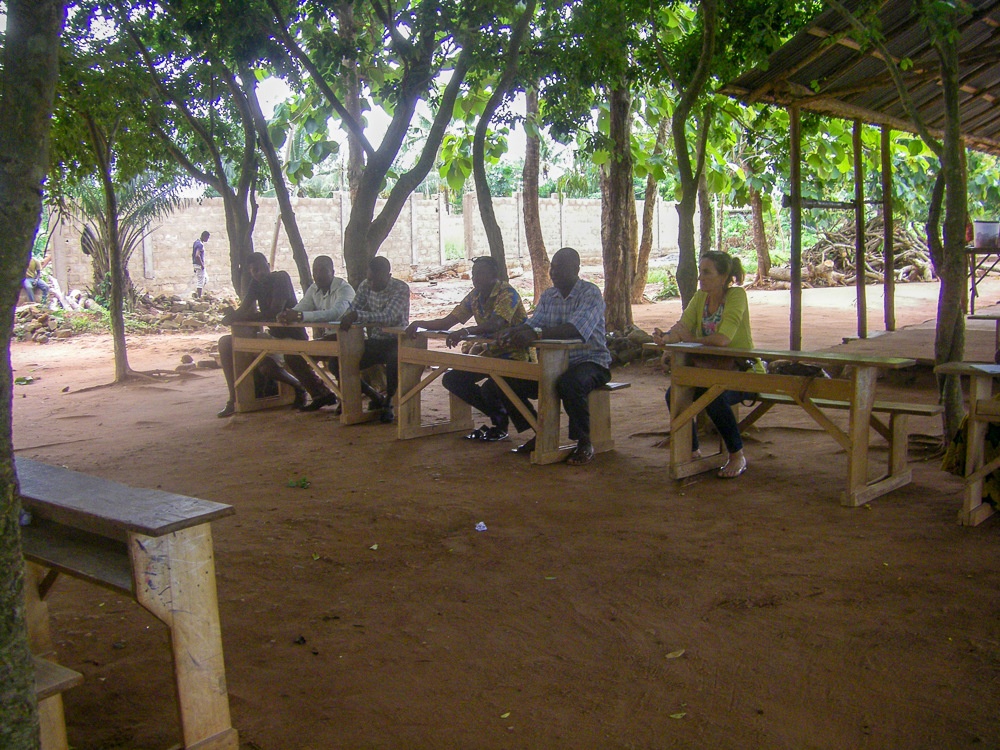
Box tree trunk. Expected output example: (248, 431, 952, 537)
(0, 2, 65, 748)
(522, 87, 551, 304)
(750, 186, 771, 280)
(472, 0, 535, 283)
(337, 1, 365, 201)
(698, 170, 712, 254)
(220, 189, 256, 295)
(602, 83, 634, 332)
(239, 62, 312, 291)
(932, 38, 968, 441)
(632, 116, 670, 304)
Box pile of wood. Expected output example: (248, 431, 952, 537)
(767, 217, 936, 288)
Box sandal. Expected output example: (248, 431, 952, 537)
(718, 456, 747, 479)
(465, 427, 489, 440)
(566, 443, 595, 466)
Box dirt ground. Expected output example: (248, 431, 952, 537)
(13, 278, 1000, 750)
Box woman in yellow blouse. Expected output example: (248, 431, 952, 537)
(653, 251, 758, 478)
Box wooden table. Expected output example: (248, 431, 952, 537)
(394, 330, 611, 465)
(934, 361, 1000, 525)
(967, 311, 1000, 351)
(968, 245, 1000, 314)
(229, 321, 378, 425)
(17, 457, 239, 750)
(649, 343, 917, 506)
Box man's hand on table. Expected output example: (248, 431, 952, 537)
(445, 329, 470, 348)
(497, 324, 537, 350)
(276, 309, 303, 325)
(404, 322, 425, 338)
(339, 310, 359, 331)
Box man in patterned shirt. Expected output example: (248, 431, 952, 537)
(339, 256, 410, 424)
(489, 247, 612, 465)
(405, 256, 529, 441)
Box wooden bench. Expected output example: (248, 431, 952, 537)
(935, 361, 1000, 525)
(230, 321, 379, 425)
(32, 655, 83, 750)
(395, 329, 628, 463)
(740, 393, 942, 488)
(18, 457, 239, 750)
(648, 342, 920, 506)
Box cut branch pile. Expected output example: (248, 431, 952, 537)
(765, 217, 935, 289)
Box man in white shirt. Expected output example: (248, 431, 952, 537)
(276, 255, 356, 411)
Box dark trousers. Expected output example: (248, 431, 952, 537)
(359, 337, 399, 400)
(441, 369, 508, 428)
(285, 355, 332, 400)
(484, 361, 611, 441)
(666, 387, 750, 454)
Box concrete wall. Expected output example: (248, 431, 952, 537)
(49, 192, 682, 297)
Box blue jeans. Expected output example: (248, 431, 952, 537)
(23, 277, 48, 303)
(666, 387, 752, 454)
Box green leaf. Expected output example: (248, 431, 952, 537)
(591, 149, 610, 166)
(304, 116, 320, 136)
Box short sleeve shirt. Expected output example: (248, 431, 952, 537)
(451, 281, 530, 360)
(25, 258, 41, 281)
(526, 280, 612, 369)
(192, 239, 205, 266)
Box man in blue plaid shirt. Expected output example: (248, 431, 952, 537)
(488, 247, 612, 465)
(339, 256, 410, 423)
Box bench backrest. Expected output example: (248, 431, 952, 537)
(16, 457, 234, 540)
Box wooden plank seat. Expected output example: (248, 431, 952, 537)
(33, 655, 84, 750)
(394, 329, 628, 463)
(18, 457, 239, 750)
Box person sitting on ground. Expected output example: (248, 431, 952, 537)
(216, 252, 307, 418)
(339, 256, 409, 424)
(652, 250, 761, 479)
(487, 247, 612, 466)
(23, 254, 50, 305)
(276, 255, 356, 412)
(405, 256, 530, 442)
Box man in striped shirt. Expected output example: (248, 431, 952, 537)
(489, 247, 611, 465)
(339, 256, 410, 424)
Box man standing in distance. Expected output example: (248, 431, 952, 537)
(339, 256, 409, 424)
(490, 247, 612, 465)
(192, 230, 210, 299)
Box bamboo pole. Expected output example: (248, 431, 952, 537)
(882, 125, 895, 331)
(854, 119, 867, 339)
(790, 105, 802, 351)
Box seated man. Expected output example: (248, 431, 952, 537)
(23, 254, 49, 304)
(405, 256, 529, 441)
(339, 256, 409, 424)
(217, 252, 306, 418)
(276, 255, 356, 412)
(488, 247, 611, 466)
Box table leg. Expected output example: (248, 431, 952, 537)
(961, 374, 997, 526)
(24, 562, 71, 750)
(130, 525, 239, 750)
(397, 336, 425, 438)
(530, 348, 569, 465)
(337, 326, 377, 425)
(841, 365, 906, 506)
(970, 251, 977, 315)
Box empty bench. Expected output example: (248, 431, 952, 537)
(739, 394, 942, 488)
(18, 457, 239, 750)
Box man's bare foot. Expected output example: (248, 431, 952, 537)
(718, 450, 747, 479)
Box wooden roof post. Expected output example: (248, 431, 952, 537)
(854, 119, 867, 339)
(882, 125, 895, 331)
(790, 105, 802, 350)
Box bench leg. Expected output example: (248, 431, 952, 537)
(24, 563, 70, 750)
(889, 413, 909, 477)
(588, 389, 614, 454)
(130, 526, 239, 750)
(961, 376, 997, 526)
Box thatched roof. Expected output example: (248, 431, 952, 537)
(721, 0, 1000, 154)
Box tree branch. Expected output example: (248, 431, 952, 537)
(825, 0, 942, 158)
(265, 0, 377, 158)
(150, 124, 221, 190)
(649, 1, 679, 89)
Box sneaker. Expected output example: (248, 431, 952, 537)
(482, 426, 508, 442)
(380, 406, 395, 424)
(216, 401, 235, 418)
(292, 388, 307, 409)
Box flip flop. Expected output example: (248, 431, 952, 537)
(717, 460, 747, 479)
(566, 443, 595, 466)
